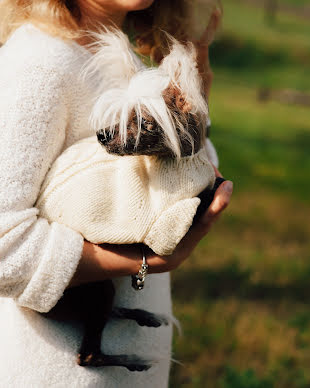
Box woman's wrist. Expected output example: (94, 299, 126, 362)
(68, 241, 142, 288)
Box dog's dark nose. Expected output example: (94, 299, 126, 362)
(96, 130, 112, 146)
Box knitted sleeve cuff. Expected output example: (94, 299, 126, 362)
(16, 222, 84, 313)
(144, 197, 201, 256)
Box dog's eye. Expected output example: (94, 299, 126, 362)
(141, 117, 154, 131)
(141, 117, 149, 129)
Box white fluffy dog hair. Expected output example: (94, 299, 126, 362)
(84, 28, 209, 158)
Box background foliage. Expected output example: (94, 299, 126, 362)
(170, 0, 310, 387)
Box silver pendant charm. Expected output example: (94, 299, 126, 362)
(131, 246, 148, 291)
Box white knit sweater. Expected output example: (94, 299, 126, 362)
(0, 24, 174, 387)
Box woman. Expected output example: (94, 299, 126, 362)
(0, 0, 232, 386)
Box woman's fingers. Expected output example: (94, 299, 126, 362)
(201, 180, 233, 226)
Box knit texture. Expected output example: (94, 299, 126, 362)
(0, 24, 174, 387)
(0, 26, 86, 313)
(37, 136, 215, 255)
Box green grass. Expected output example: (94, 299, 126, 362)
(281, 0, 310, 8)
(169, 0, 310, 387)
(211, 65, 310, 92)
(221, 0, 310, 59)
(211, 80, 310, 201)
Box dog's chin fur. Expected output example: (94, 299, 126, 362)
(83, 29, 209, 159)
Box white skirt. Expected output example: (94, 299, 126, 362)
(0, 273, 172, 388)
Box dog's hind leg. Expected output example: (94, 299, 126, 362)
(79, 323, 153, 372)
(76, 280, 115, 367)
(111, 307, 169, 327)
(77, 281, 153, 372)
(78, 317, 153, 371)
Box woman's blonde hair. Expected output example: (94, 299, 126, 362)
(0, 0, 221, 60)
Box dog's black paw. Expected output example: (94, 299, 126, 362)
(118, 355, 152, 372)
(126, 363, 152, 372)
(78, 353, 152, 371)
(133, 310, 169, 327)
(112, 307, 169, 327)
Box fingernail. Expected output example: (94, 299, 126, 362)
(223, 181, 233, 193)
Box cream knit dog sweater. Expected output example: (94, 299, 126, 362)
(37, 137, 215, 256)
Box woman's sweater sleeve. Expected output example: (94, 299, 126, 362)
(0, 59, 84, 313)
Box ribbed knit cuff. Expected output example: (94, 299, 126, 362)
(16, 222, 84, 313)
(144, 197, 201, 256)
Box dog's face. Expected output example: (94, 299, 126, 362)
(96, 83, 206, 157)
(88, 30, 209, 158)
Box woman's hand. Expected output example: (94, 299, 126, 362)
(146, 173, 233, 273)
(194, 7, 222, 99)
(68, 173, 233, 287)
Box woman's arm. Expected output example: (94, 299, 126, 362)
(0, 50, 84, 313)
(69, 171, 233, 287)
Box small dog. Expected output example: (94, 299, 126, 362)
(38, 29, 224, 371)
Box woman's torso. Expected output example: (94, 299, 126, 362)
(0, 24, 172, 388)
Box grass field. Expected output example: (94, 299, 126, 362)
(169, 1, 310, 387)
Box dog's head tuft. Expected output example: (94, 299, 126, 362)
(87, 29, 209, 158)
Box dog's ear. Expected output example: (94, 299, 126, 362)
(81, 28, 143, 91)
(158, 37, 208, 122)
(158, 37, 198, 89)
(163, 84, 192, 114)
